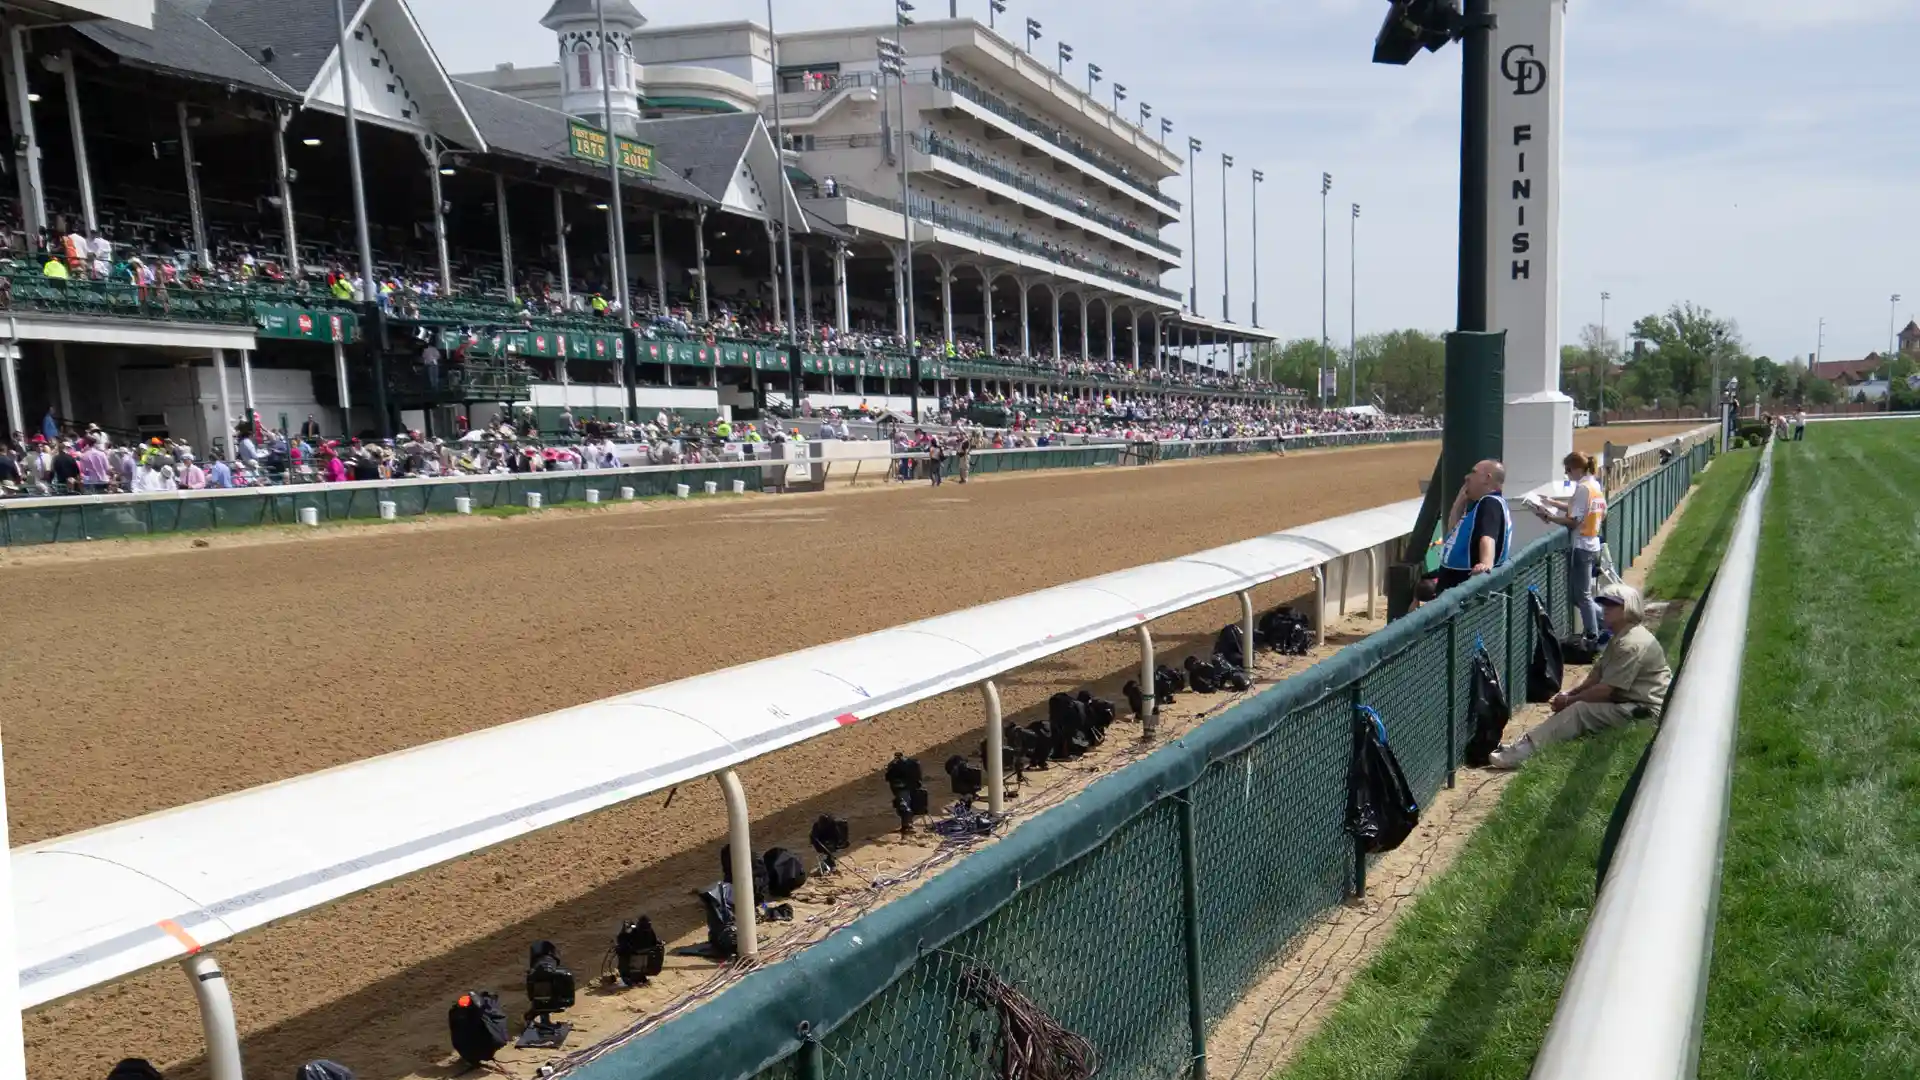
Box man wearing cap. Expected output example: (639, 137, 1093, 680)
(1489, 582, 1670, 769)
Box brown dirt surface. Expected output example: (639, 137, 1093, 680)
(7, 443, 1434, 1080)
(5, 426, 1703, 1080)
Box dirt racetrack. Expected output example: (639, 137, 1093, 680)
(1, 423, 1699, 1080)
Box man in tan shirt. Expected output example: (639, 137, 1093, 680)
(1489, 582, 1671, 770)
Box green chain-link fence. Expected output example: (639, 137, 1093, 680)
(569, 445, 1712, 1080)
(0, 463, 765, 545)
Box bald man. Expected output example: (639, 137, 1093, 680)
(1432, 459, 1510, 595)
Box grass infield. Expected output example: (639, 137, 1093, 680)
(1271, 446, 1757, 1080)
(1699, 420, 1920, 1077)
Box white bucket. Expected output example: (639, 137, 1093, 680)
(674, 484, 690, 499)
(297, 506, 319, 527)
(620, 486, 635, 500)
(454, 496, 473, 514)
(731, 479, 746, 494)
(703, 481, 719, 495)
(526, 492, 544, 510)
(586, 489, 601, 504)
(378, 500, 396, 520)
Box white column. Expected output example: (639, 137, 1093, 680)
(553, 187, 571, 307)
(496, 173, 515, 303)
(1050, 288, 1062, 362)
(276, 109, 301, 276)
(982, 271, 996, 357)
(802, 247, 814, 331)
(1489, 0, 1573, 541)
(695, 207, 710, 321)
(1130, 310, 1141, 367)
(652, 212, 667, 311)
(332, 340, 351, 438)
(177, 102, 208, 269)
(238, 348, 256, 428)
(61, 50, 95, 232)
(212, 348, 233, 459)
(1, 341, 22, 439)
(833, 243, 850, 333)
(4, 27, 45, 238)
(1019, 281, 1031, 358)
(938, 262, 954, 345)
(1105, 301, 1115, 363)
(893, 246, 908, 340)
(53, 342, 72, 420)
(1078, 295, 1090, 362)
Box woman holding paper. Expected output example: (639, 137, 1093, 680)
(1534, 452, 1609, 643)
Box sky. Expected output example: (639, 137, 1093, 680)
(410, 0, 1920, 364)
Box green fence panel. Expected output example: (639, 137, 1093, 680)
(1362, 622, 1456, 816)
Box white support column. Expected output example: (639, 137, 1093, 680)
(60, 50, 95, 233)
(765, 221, 782, 327)
(695, 207, 710, 320)
(213, 348, 234, 459)
(177, 102, 209, 269)
(1490, 0, 1573, 543)
(1078, 294, 1091, 362)
(1, 341, 23, 440)
(652, 212, 667, 312)
(495, 173, 515, 303)
(717, 769, 760, 960)
(1130, 309, 1141, 368)
(53, 341, 72, 421)
(892, 245, 908, 340)
(1050, 287, 1063, 363)
(4, 26, 45, 239)
(981, 271, 996, 358)
(1018, 280, 1031, 359)
(833, 242, 850, 333)
(553, 187, 571, 308)
(182, 952, 245, 1080)
(801, 246, 814, 331)
(937, 259, 955, 345)
(332, 340, 351, 437)
(1105, 300, 1116, 364)
(276, 109, 301, 276)
(238, 349, 256, 429)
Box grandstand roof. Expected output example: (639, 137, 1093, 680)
(631, 113, 808, 228)
(198, 0, 340, 91)
(453, 78, 713, 206)
(74, 0, 295, 96)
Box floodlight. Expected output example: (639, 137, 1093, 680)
(1372, 0, 1461, 66)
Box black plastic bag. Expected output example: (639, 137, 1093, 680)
(1464, 647, 1511, 767)
(1526, 590, 1564, 704)
(1561, 635, 1600, 665)
(1347, 706, 1420, 854)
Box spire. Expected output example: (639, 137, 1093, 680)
(540, 0, 645, 31)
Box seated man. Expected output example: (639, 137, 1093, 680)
(1489, 582, 1670, 769)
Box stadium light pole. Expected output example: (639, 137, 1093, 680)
(1250, 169, 1263, 329)
(1350, 202, 1359, 407)
(766, 0, 798, 342)
(1220, 152, 1232, 323)
(1086, 62, 1101, 95)
(1320, 171, 1331, 407)
(1186, 135, 1200, 315)
(1891, 293, 1903, 360)
(335, 0, 388, 436)
(595, 0, 632, 334)
(1600, 290, 1611, 418)
(1113, 82, 1126, 114)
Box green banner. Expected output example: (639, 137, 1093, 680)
(567, 119, 657, 177)
(255, 305, 357, 344)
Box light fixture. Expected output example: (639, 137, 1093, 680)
(612, 917, 665, 987)
(885, 752, 929, 834)
(302, 137, 322, 147)
(439, 166, 455, 176)
(518, 940, 575, 1049)
(809, 814, 851, 872)
(594, 202, 609, 210)
(1373, 0, 1462, 66)
(25, 93, 39, 103)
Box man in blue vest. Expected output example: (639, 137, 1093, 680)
(1433, 459, 1510, 596)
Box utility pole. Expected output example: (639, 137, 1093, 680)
(1250, 169, 1263, 329)
(1220, 153, 1232, 322)
(1187, 136, 1201, 314)
(1350, 202, 1359, 407)
(1320, 171, 1331, 406)
(1599, 290, 1611, 419)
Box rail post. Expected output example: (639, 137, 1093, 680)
(717, 769, 759, 960)
(1237, 590, 1256, 672)
(1136, 624, 1157, 738)
(1312, 566, 1327, 646)
(981, 679, 1005, 815)
(1176, 792, 1209, 1080)
(183, 952, 244, 1080)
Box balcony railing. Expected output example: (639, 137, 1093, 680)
(931, 68, 1180, 212)
(1, 269, 259, 326)
(835, 184, 1180, 300)
(911, 133, 1181, 257)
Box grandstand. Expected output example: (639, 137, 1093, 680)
(0, 0, 1287, 453)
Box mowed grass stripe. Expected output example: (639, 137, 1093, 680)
(1272, 451, 1755, 1079)
(1701, 420, 1920, 1078)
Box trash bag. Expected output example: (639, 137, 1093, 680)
(1526, 590, 1564, 704)
(1347, 706, 1420, 854)
(1464, 647, 1511, 767)
(1561, 635, 1600, 665)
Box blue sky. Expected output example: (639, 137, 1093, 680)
(412, 0, 1920, 363)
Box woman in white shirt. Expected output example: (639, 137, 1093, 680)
(1536, 451, 1609, 642)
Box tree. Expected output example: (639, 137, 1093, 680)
(1248, 338, 1327, 396)
(1359, 330, 1446, 414)
(1624, 303, 1747, 409)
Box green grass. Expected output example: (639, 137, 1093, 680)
(1271, 451, 1757, 1080)
(1699, 420, 1920, 1078)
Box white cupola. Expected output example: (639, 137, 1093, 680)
(541, 0, 646, 136)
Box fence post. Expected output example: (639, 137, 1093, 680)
(1445, 616, 1458, 789)
(1176, 792, 1209, 1080)
(1349, 682, 1367, 899)
(1504, 587, 1517, 697)
(797, 1029, 825, 1080)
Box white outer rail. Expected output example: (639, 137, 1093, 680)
(13, 494, 1417, 1078)
(1532, 441, 1775, 1079)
